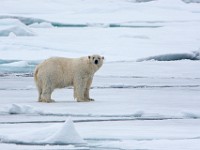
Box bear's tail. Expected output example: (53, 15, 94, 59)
(34, 66, 39, 83)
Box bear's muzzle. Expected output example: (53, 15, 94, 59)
(95, 60, 98, 64)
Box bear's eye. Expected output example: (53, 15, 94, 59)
(93, 57, 95, 60)
(98, 57, 100, 60)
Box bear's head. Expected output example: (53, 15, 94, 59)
(88, 54, 104, 69)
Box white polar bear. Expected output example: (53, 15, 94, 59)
(34, 55, 104, 103)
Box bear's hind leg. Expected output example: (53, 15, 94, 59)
(35, 80, 43, 102)
(40, 87, 54, 103)
(37, 86, 42, 102)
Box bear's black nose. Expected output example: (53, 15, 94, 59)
(95, 60, 98, 64)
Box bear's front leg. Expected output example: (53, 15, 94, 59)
(74, 77, 89, 102)
(84, 77, 94, 101)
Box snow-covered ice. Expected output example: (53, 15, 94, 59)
(0, 0, 200, 149)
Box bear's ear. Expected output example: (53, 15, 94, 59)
(88, 56, 91, 59)
(102, 56, 104, 60)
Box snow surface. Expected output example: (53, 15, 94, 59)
(0, 0, 200, 149)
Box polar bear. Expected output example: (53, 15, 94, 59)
(34, 55, 104, 102)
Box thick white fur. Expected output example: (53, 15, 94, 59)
(34, 55, 104, 102)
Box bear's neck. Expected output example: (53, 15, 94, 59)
(89, 63, 99, 75)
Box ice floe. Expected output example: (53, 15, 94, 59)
(0, 59, 40, 74)
(0, 19, 35, 36)
(182, 0, 200, 3)
(0, 0, 200, 149)
(137, 51, 200, 61)
(0, 118, 85, 145)
(41, 118, 85, 144)
(0, 61, 29, 67)
(7, 104, 43, 115)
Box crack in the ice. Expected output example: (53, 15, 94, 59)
(0, 15, 163, 28)
(1, 73, 200, 80)
(92, 85, 200, 89)
(96, 75, 200, 80)
(0, 117, 195, 124)
(0, 140, 87, 147)
(0, 84, 199, 91)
